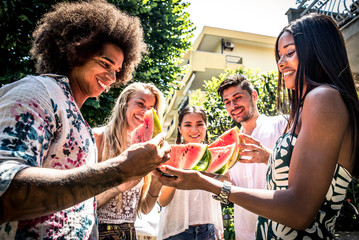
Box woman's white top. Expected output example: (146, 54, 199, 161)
(158, 189, 223, 239)
(97, 179, 143, 225)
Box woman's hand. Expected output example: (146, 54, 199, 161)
(155, 166, 225, 200)
(150, 171, 163, 188)
(201, 171, 233, 184)
(96, 178, 142, 208)
(140, 172, 163, 214)
(117, 179, 142, 192)
(154, 166, 204, 190)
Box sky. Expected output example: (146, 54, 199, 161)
(185, 0, 299, 40)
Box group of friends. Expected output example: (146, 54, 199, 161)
(0, 0, 358, 240)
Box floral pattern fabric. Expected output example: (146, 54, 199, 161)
(256, 132, 352, 240)
(0, 75, 97, 239)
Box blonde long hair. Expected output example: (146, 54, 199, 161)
(100, 82, 164, 213)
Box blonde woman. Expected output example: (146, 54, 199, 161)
(93, 82, 164, 239)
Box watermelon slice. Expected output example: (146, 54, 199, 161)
(160, 143, 212, 171)
(209, 127, 243, 170)
(131, 108, 162, 144)
(207, 143, 236, 174)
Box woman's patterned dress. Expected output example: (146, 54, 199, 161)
(256, 133, 352, 240)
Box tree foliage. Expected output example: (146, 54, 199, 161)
(0, 0, 60, 85)
(190, 67, 279, 142)
(0, 0, 195, 126)
(336, 180, 359, 231)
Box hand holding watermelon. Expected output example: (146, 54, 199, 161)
(131, 109, 243, 176)
(159, 127, 243, 175)
(237, 133, 271, 164)
(131, 108, 163, 144)
(155, 165, 223, 194)
(119, 132, 171, 180)
(125, 108, 172, 180)
(159, 143, 212, 171)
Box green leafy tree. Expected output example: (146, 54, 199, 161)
(0, 0, 195, 126)
(222, 202, 235, 240)
(336, 180, 359, 231)
(0, 0, 60, 85)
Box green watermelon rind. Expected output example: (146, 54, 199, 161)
(164, 143, 211, 171)
(192, 146, 212, 172)
(230, 127, 244, 168)
(215, 164, 228, 175)
(151, 108, 163, 137)
(209, 126, 242, 169)
(130, 108, 162, 144)
(207, 143, 236, 174)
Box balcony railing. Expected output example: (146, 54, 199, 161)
(294, 0, 358, 28)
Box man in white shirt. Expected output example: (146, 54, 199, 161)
(218, 74, 287, 240)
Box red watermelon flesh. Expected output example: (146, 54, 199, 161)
(131, 108, 162, 144)
(209, 127, 242, 169)
(207, 143, 236, 174)
(160, 143, 212, 171)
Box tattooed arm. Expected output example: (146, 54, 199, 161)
(0, 133, 170, 224)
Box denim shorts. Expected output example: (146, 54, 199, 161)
(165, 223, 216, 240)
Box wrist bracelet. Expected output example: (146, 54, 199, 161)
(148, 191, 159, 198)
(212, 181, 231, 204)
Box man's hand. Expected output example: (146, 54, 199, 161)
(117, 132, 171, 181)
(238, 133, 271, 164)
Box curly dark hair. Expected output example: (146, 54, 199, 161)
(30, 0, 147, 84)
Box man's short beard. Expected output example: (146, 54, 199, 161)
(235, 111, 253, 123)
(234, 99, 255, 124)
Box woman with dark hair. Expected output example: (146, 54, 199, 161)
(158, 106, 223, 239)
(0, 1, 170, 239)
(156, 13, 359, 239)
(174, 106, 210, 145)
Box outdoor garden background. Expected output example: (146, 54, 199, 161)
(1, 1, 358, 239)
